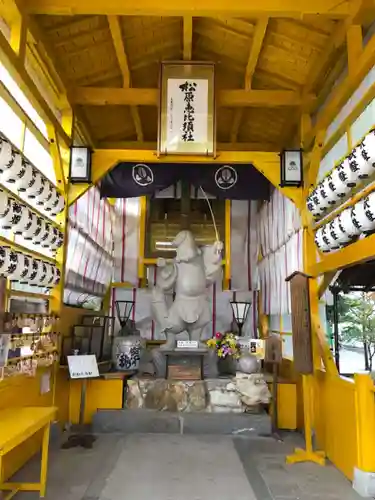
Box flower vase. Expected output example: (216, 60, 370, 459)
(217, 356, 236, 377)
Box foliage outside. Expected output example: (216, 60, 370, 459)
(339, 292, 375, 372)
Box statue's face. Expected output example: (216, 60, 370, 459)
(173, 230, 199, 262)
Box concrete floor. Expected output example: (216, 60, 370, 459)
(12, 433, 362, 500)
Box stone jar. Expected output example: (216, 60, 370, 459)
(112, 335, 145, 371)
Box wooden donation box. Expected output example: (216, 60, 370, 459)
(285, 271, 313, 374)
(165, 349, 206, 380)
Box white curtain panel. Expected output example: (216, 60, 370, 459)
(112, 197, 141, 285)
(230, 200, 259, 291)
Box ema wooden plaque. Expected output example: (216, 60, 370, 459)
(286, 271, 313, 374)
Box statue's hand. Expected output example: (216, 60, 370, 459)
(213, 241, 224, 253)
(156, 257, 167, 268)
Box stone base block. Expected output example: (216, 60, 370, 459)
(126, 374, 270, 413)
(353, 467, 375, 497)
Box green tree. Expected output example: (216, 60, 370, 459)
(341, 292, 375, 372)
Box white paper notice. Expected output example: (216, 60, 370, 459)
(67, 354, 99, 379)
(40, 371, 51, 394)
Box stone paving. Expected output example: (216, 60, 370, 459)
(11, 433, 363, 500)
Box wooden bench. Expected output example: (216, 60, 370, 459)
(0, 406, 57, 500)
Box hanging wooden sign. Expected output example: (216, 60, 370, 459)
(158, 62, 215, 156)
(286, 271, 313, 374)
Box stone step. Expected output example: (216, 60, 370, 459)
(92, 409, 271, 437)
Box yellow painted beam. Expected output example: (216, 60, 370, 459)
(183, 16, 193, 61)
(318, 271, 337, 298)
(71, 87, 316, 107)
(306, 30, 375, 148)
(309, 233, 375, 277)
(68, 148, 304, 207)
(346, 25, 363, 78)
(0, 29, 70, 147)
(107, 15, 143, 141)
(24, 0, 351, 17)
(9, 11, 27, 63)
(306, 130, 326, 188)
(97, 140, 281, 151)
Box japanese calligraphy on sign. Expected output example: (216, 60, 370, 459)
(158, 63, 215, 155)
(67, 354, 99, 379)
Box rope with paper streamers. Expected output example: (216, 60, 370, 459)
(199, 185, 219, 243)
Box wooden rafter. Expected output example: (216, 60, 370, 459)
(26, 16, 95, 146)
(24, 0, 351, 17)
(230, 17, 268, 143)
(71, 87, 316, 107)
(108, 15, 143, 141)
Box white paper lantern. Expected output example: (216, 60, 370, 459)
(22, 212, 39, 240)
(352, 197, 375, 234)
(330, 215, 353, 246)
(41, 224, 56, 249)
(29, 259, 44, 286)
(0, 189, 8, 216)
(316, 182, 330, 213)
(350, 199, 374, 234)
(326, 220, 341, 250)
(321, 176, 337, 207)
(306, 193, 322, 219)
(337, 157, 358, 189)
(36, 180, 53, 206)
(12, 205, 32, 234)
(8, 252, 29, 282)
(38, 261, 48, 286)
(41, 263, 55, 288)
(325, 169, 347, 203)
(0, 150, 23, 184)
(15, 159, 34, 192)
(3, 248, 19, 277)
(33, 218, 47, 245)
(0, 246, 10, 275)
(26, 169, 43, 199)
(51, 231, 63, 252)
(337, 207, 361, 239)
(314, 227, 331, 253)
(0, 134, 12, 171)
(53, 266, 61, 285)
(0, 198, 17, 230)
(44, 188, 58, 212)
(19, 254, 33, 284)
(356, 129, 375, 178)
(50, 193, 65, 216)
(363, 192, 375, 230)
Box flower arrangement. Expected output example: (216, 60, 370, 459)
(207, 332, 241, 359)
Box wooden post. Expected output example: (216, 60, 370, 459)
(285, 271, 325, 466)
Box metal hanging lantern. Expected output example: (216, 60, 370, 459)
(230, 300, 251, 337)
(115, 300, 137, 335)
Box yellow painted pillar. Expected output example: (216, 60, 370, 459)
(223, 199, 231, 290)
(354, 373, 375, 473)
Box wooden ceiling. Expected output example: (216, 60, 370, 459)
(4, 0, 374, 150)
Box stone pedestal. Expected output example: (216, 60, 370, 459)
(126, 373, 271, 413)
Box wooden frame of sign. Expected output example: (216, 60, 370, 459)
(158, 61, 216, 156)
(285, 271, 313, 375)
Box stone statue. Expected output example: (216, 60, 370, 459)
(151, 230, 223, 349)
